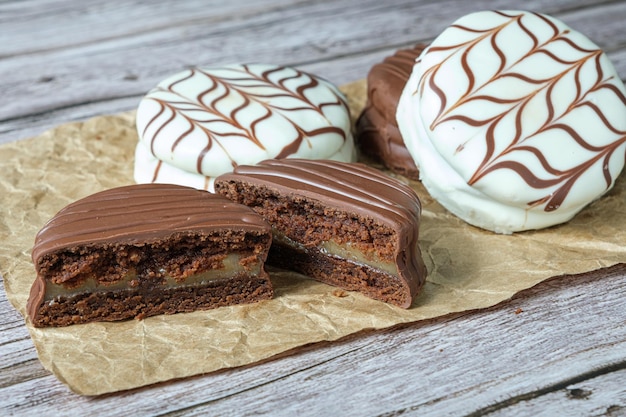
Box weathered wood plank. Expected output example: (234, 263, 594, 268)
(1, 0, 611, 56)
(1, 1, 625, 144)
(487, 370, 626, 417)
(1, 0, 625, 415)
(0, 0, 623, 124)
(163, 267, 626, 417)
(0, 0, 299, 57)
(1, 267, 623, 416)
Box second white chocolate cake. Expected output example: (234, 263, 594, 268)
(397, 10, 626, 233)
(134, 64, 356, 191)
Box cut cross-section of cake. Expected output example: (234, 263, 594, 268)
(215, 159, 427, 308)
(27, 184, 273, 327)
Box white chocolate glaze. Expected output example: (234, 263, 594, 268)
(134, 137, 356, 192)
(134, 141, 215, 191)
(135, 63, 356, 183)
(397, 10, 626, 233)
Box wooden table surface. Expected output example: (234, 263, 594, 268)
(1, 0, 625, 415)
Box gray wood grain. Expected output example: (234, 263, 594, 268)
(1, 267, 624, 415)
(0, 0, 625, 415)
(1, 0, 624, 143)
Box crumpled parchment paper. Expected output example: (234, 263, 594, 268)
(1, 80, 624, 396)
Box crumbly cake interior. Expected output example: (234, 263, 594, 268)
(219, 183, 396, 259)
(31, 231, 272, 327)
(218, 182, 411, 306)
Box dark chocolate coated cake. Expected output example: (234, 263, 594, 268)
(215, 159, 427, 308)
(28, 184, 273, 327)
(356, 44, 425, 179)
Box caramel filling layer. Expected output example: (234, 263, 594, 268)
(43, 253, 260, 302)
(273, 231, 397, 275)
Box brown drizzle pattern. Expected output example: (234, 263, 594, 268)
(31, 184, 270, 264)
(138, 64, 352, 176)
(416, 10, 626, 212)
(215, 159, 426, 304)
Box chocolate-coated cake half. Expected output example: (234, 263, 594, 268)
(215, 159, 427, 308)
(28, 184, 273, 327)
(356, 44, 425, 179)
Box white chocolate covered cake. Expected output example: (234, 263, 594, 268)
(397, 10, 626, 233)
(134, 64, 356, 191)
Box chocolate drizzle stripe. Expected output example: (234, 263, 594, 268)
(139, 65, 351, 175)
(152, 160, 162, 182)
(41, 202, 254, 231)
(225, 160, 421, 227)
(428, 17, 599, 129)
(216, 159, 425, 303)
(195, 66, 346, 123)
(147, 102, 169, 156)
(417, 11, 626, 212)
(216, 159, 426, 306)
(266, 159, 417, 208)
(32, 185, 269, 263)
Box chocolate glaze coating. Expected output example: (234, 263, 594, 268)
(215, 159, 427, 306)
(356, 45, 425, 178)
(28, 184, 272, 324)
(31, 184, 269, 264)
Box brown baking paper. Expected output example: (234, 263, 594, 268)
(1, 80, 625, 396)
